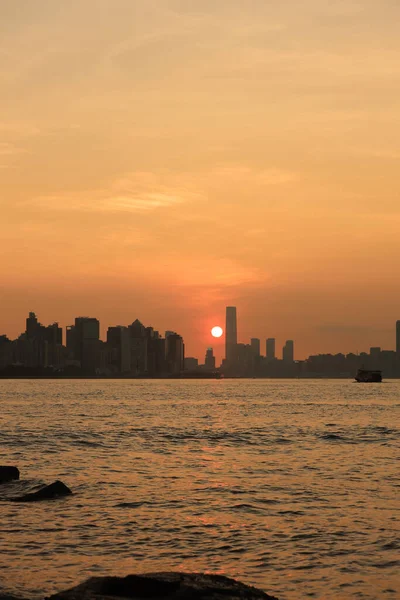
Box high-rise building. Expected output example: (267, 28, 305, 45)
(129, 319, 147, 375)
(266, 338, 275, 360)
(236, 343, 253, 375)
(205, 347, 216, 369)
(151, 337, 166, 376)
(283, 340, 294, 363)
(250, 338, 260, 357)
(107, 326, 131, 373)
(44, 323, 62, 346)
(225, 306, 237, 363)
(166, 333, 184, 374)
(26, 312, 41, 338)
(74, 317, 100, 373)
(24, 312, 62, 368)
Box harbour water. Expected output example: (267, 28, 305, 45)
(0, 379, 399, 599)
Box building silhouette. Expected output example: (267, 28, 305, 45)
(251, 338, 260, 357)
(266, 338, 276, 360)
(283, 340, 294, 363)
(107, 326, 131, 373)
(205, 347, 216, 370)
(69, 317, 100, 373)
(21, 312, 63, 369)
(184, 357, 198, 371)
(146, 329, 166, 377)
(225, 306, 237, 364)
(128, 319, 148, 375)
(165, 333, 184, 374)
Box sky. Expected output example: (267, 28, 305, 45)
(1, 0, 400, 362)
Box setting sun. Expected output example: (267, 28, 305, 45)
(211, 326, 223, 338)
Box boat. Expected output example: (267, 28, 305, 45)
(355, 368, 382, 383)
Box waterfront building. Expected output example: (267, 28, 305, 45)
(225, 306, 237, 364)
(184, 357, 198, 371)
(0, 336, 12, 370)
(166, 333, 184, 374)
(107, 326, 131, 373)
(251, 338, 260, 357)
(369, 347, 381, 366)
(283, 340, 294, 363)
(129, 319, 147, 375)
(205, 347, 216, 370)
(73, 317, 100, 373)
(147, 334, 166, 376)
(266, 338, 276, 360)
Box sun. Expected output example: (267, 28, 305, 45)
(211, 326, 223, 338)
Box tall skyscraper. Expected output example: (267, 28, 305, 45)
(283, 340, 294, 363)
(225, 306, 237, 363)
(266, 338, 276, 360)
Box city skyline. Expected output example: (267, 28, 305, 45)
(2, 1, 400, 364)
(1, 309, 400, 373)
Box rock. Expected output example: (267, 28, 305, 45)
(0, 466, 20, 484)
(12, 480, 72, 502)
(46, 572, 279, 600)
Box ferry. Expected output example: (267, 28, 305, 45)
(355, 368, 382, 383)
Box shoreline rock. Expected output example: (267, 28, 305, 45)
(46, 572, 279, 599)
(11, 480, 72, 502)
(0, 467, 20, 484)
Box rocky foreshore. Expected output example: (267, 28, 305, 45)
(1, 468, 280, 599)
(1, 573, 279, 600)
(0, 466, 72, 502)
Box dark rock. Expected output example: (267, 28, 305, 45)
(46, 572, 279, 600)
(12, 480, 72, 502)
(0, 466, 20, 484)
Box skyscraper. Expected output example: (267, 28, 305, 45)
(26, 312, 40, 338)
(283, 340, 294, 363)
(266, 338, 276, 360)
(74, 317, 100, 373)
(107, 326, 131, 373)
(166, 333, 184, 374)
(225, 306, 237, 363)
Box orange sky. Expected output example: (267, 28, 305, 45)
(1, 0, 400, 362)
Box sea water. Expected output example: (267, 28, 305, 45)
(0, 379, 399, 599)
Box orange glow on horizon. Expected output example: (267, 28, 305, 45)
(1, 2, 400, 363)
